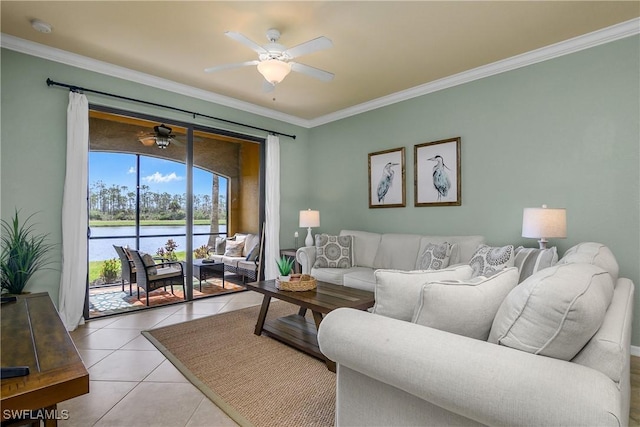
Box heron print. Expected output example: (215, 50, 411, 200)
(414, 137, 461, 206)
(377, 162, 399, 203)
(368, 147, 406, 208)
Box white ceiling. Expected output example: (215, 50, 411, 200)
(2, 1, 639, 125)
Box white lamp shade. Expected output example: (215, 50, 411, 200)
(299, 209, 320, 228)
(522, 206, 567, 239)
(257, 59, 292, 84)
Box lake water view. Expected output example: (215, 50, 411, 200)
(89, 225, 227, 261)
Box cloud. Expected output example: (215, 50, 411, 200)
(127, 167, 136, 174)
(142, 172, 183, 184)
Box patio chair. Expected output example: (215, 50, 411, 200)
(113, 245, 135, 296)
(128, 249, 185, 306)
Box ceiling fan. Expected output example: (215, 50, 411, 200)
(205, 28, 334, 88)
(138, 124, 177, 149)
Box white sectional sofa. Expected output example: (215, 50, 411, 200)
(317, 242, 634, 426)
(295, 230, 485, 291)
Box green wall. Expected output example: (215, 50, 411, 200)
(0, 48, 309, 303)
(2, 35, 640, 344)
(307, 36, 640, 342)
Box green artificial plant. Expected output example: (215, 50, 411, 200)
(1, 210, 55, 295)
(275, 255, 294, 277)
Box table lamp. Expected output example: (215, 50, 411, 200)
(522, 204, 567, 249)
(299, 209, 320, 247)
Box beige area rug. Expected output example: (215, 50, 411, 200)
(142, 301, 335, 427)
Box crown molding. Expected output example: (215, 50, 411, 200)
(0, 33, 309, 129)
(308, 17, 640, 127)
(2, 17, 638, 129)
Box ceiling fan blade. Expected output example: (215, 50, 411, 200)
(290, 62, 335, 82)
(225, 31, 268, 54)
(284, 36, 333, 59)
(204, 60, 259, 73)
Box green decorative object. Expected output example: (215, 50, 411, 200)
(275, 255, 295, 277)
(1, 210, 55, 295)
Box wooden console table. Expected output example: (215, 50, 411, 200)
(1, 292, 89, 426)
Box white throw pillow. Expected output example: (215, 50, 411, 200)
(224, 240, 244, 257)
(372, 265, 473, 321)
(469, 244, 515, 277)
(489, 263, 614, 360)
(412, 267, 519, 341)
(513, 246, 558, 283)
(557, 242, 619, 281)
(415, 242, 453, 270)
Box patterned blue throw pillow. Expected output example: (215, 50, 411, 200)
(415, 242, 453, 270)
(313, 234, 354, 268)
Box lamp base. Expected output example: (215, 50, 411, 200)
(538, 239, 548, 249)
(305, 228, 314, 247)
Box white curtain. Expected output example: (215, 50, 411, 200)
(264, 134, 280, 280)
(58, 91, 89, 331)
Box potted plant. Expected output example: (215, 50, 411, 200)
(1, 210, 55, 295)
(276, 255, 295, 282)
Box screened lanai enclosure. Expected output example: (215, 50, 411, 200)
(86, 108, 262, 317)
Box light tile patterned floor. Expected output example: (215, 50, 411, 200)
(61, 291, 265, 427)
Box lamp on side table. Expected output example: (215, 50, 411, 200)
(299, 209, 320, 247)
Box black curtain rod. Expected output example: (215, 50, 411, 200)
(46, 78, 296, 140)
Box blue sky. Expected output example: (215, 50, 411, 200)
(89, 152, 227, 196)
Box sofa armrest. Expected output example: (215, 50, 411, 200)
(296, 246, 316, 274)
(318, 308, 624, 426)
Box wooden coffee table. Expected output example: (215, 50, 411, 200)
(245, 280, 375, 371)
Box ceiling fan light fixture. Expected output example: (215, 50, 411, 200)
(155, 136, 170, 149)
(257, 59, 292, 84)
(138, 136, 156, 147)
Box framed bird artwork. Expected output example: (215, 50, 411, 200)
(414, 137, 461, 207)
(368, 147, 406, 208)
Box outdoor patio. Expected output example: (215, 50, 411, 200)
(88, 273, 247, 318)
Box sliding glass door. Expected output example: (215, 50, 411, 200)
(86, 107, 261, 318)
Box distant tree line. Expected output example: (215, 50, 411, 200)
(89, 180, 226, 222)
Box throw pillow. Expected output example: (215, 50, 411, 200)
(313, 234, 354, 268)
(412, 267, 519, 340)
(141, 252, 157, 275)
(224, 240, 245, 257)
(245, 244, 260, 262)
(372, 265, 473, 321)
(489, 263, 614, 360)
(415, 242, 453, 270)
(557, 242, 619, 281)
(214, 237, 226, 255)
(513, 246, 558, 283)
(469, 244, 515, 277)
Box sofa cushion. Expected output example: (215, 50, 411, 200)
(417, 235, 486, 264)
(343, 269, 377, 292)
(469, 244, 515, 277)
(373, 265, 474, 321)
(415, 242, 453, 270)
(373, 233, 423, 270)
(572, 278, 634, 383)
(214, 237, 226, 255)
(224, 240, 245, 257)
(312, 266, 371, 286)
(557, 242, 619, 281)
(141, 252, 157, 275)
(489, 263, 614, 360)
(242, 233, 260, 257)
(340, 230, 381, 268)
(513, 246, 558, 283)
(221, 256, 242, 268)
(412, 267, 519, 340)
(314, 234, 354, 268)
